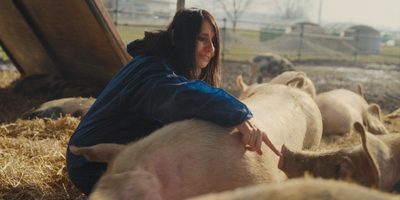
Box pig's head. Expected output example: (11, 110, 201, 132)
(236, 74, 306, 100)
(277, 144, 359, 181)
(268, 71, 315, 99)
(278, 122, 396, 192)
(364, 103, 389, 135)
(70, 144, 163, 200)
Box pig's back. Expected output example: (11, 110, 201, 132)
(243, 84, 322, 150)
(125, 119, 279, 197)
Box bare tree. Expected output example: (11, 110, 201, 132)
(266, 0, 313, 20)
(212, 0, 256, 32)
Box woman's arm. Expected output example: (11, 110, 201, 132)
(122, 58, 252, 127)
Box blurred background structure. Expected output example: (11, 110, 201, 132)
(0, 0, 399, 64)
(93, 0, 400, 64)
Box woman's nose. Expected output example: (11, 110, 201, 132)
(205, 39, 215, 53)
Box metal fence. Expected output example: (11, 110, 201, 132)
(109, 9, 400, 63)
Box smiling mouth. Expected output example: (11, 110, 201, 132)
(200, 55, 210, 61)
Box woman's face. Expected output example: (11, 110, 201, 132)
(195, 19, 216, 70)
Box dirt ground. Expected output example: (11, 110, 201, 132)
(220, 59, 400, 115)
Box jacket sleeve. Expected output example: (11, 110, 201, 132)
(122, 59, 253, 127)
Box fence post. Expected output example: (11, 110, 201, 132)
(354, 29, 359, 62)
(114, 0, 119, 26)
(176, 0, 185, 11)
(222, 18, 226, 62)
(298, 24, 304, 60)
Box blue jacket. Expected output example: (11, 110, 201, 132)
(68, 54, 252, 148)
(66, 51, 252, 194)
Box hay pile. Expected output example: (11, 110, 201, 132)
(1, 71, 86, 199)
(0, 116, 84, 199)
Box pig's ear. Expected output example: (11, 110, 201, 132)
(354, 122, 395, 191)
(236, 75, 248, 92)
(364, 104, 389, 135)
(69, 143, 125, 163)
(285, 76, 304, 89)
(384, 108, 400, 119)
(296, 71, 307, 77)
(356, 83, 364, 97)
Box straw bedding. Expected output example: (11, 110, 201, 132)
(1, 71, 86, 199)
(0, 70, 399, 199)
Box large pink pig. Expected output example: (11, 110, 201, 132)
(188, 177, 399, 200)
(70, 77, 323, 200)
(315, 83, 369, 135)
(278, 104, 399, 192)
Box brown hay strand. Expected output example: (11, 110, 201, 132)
(319, 132, 363, 151)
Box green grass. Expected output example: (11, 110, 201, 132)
(221, 43, 400, 64)
(0, 48, 9, 61)
(381, 46, 400, 56)
(232, 29, 260, 43)
(222, 45, 264, 61)
(116, 24, 165, 44)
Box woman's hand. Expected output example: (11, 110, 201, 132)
(235, 119, 282, 156)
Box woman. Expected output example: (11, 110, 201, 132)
(66, 7, 280, 196)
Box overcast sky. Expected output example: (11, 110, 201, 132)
(184, 0, 400, 31)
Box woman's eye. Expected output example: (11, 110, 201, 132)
(197, 36, 205, 41)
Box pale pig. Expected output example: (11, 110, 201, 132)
(70, 77, 323, 200)
(315, 83, 369, 135)
(23, 97, 96, 120)
(236, 71, 315, 100)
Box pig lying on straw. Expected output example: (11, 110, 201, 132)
(314, 83, 369, 136)
(22, 97, 96, 120)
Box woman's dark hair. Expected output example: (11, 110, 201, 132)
(128, 7, 221, 87)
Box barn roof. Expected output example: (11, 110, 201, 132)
(0, 0, 131, 87)
(322, 23, 380, 37)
